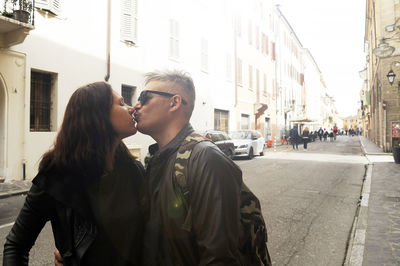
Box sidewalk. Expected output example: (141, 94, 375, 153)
(0, 179, 31, 199)
(346, 136, 400, 265)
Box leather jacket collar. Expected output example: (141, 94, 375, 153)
(148, 123, 195, 163)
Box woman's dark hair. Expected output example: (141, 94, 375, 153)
(39, 81, 134, 177)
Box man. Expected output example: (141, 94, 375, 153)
(289, 125, 299, 150)
(133, 70, 243, 265)
(317, 127, 323, 141)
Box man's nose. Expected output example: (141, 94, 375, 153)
(128, 106, 136, 115)
(132, 101, 142, 109)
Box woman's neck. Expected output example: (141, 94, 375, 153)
(104, 140, 120, 174)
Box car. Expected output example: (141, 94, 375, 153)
(201, 130, 235, 158)
(229, 130, 265, 159)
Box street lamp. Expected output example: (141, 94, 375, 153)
(386, 61, 400, 86)
(387, 69, 396, 85)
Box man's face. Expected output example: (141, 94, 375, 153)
(133, 81, 176, 136)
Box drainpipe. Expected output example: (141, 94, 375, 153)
(104, 0, 111, 82)
(234, 14, 238, 108)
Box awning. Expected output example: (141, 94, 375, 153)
(289, 118, 316, 123)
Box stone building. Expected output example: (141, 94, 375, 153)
(364, 0, 400, 151)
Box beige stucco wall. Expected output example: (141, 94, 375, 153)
(0, 50, 25, 180)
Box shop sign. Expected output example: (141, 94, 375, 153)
(392, 121, 400, 138)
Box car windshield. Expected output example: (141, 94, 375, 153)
(230, 131, 252, 140)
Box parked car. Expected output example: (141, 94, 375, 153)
(229, 130, 265, 159)
(201, 130, 235, 158)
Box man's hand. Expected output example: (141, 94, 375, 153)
(54, 248, 63, 266)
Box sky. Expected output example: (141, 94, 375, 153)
(274, 0, 366, 117)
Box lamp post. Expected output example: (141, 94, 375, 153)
(386, 61, 400, 86)
(387, 69, 396, 85)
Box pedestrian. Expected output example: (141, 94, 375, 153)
(329, 131, 334, 142)
(323, 129, 328, 141)
(302, 127, 310, 150)
(133, 70, 271, 265)
(290, 125, 299, 150)
(318, 127, 323, 141)
(3, 82, 145, 265)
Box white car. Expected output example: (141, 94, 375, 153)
(229, 130, 265, 159)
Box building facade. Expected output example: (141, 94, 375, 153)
(1, 0, 337, 181)
(364, 0, 400, 151)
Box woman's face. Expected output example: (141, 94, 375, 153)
(110, 90, 137, 139)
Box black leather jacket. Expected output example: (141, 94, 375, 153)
(142, 124, 243, 265)
(3, 159, 145, 266)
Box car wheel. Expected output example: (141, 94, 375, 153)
(226, 149, 233, 159)
(260, 151, 264, 156)
(248, 148, 254, 159)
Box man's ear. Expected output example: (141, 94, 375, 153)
(170, 96, 181, 109)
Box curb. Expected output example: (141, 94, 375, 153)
(344, 138, 372, 266)
(0, 189, 30, 199)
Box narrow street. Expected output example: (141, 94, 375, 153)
(235, 135, 367, 265)
(0, 135, 367, 265)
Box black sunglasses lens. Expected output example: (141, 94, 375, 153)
(138, 91, 149, 105)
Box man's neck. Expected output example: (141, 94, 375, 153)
(153, 123, 188, 149)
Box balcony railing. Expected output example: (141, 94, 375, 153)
(1, 0, 35, 25)
(0, 0, 35, 47)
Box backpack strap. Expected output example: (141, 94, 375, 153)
(174, 133, 210, 231)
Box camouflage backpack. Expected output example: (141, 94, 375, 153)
(174, 133, 272, 266)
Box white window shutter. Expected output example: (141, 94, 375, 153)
(35, 0, 50, 9)
(35, 0, 60, 16)
(121, 0, 138, 44)
(50, 0, 61, 15)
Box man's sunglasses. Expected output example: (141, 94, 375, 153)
(138, 90, 187, 105)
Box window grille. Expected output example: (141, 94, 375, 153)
(122, 85, 135, 106)
(30, 72, 51, 131)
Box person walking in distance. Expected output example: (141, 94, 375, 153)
(318, 127, 323, 141)
(302, 127, 310, 150)
(290, 125, 299, 150)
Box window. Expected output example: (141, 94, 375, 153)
(237, 58, 243, 85)
(248, 65, 253, 89)
(263, 73, 267, 94)
(241, 114, 250, 130)
(256, 26, 259, 50)
(35, 0, 60, 15)
(30, 71, 57, 132)
(248, 20, 252, 45)
(236, 15, 241, 37)
(121, 0, 138, 44)
(256, 69, 260, 91)
(271, 42, 276, 60)
(169, 19, 179, 60)
(214, 109, 229, 132)
(121, 85, 136, 106)
(201, 38, 208, 72)
(226, 54, 232, 81)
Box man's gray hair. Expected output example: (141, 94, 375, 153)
(144, 70, 196, 103)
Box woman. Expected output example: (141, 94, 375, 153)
(3, 82, 145, 265)
(302, 127, 310, 150)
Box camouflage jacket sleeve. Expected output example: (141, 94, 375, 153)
(188, 141, 242, 265)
